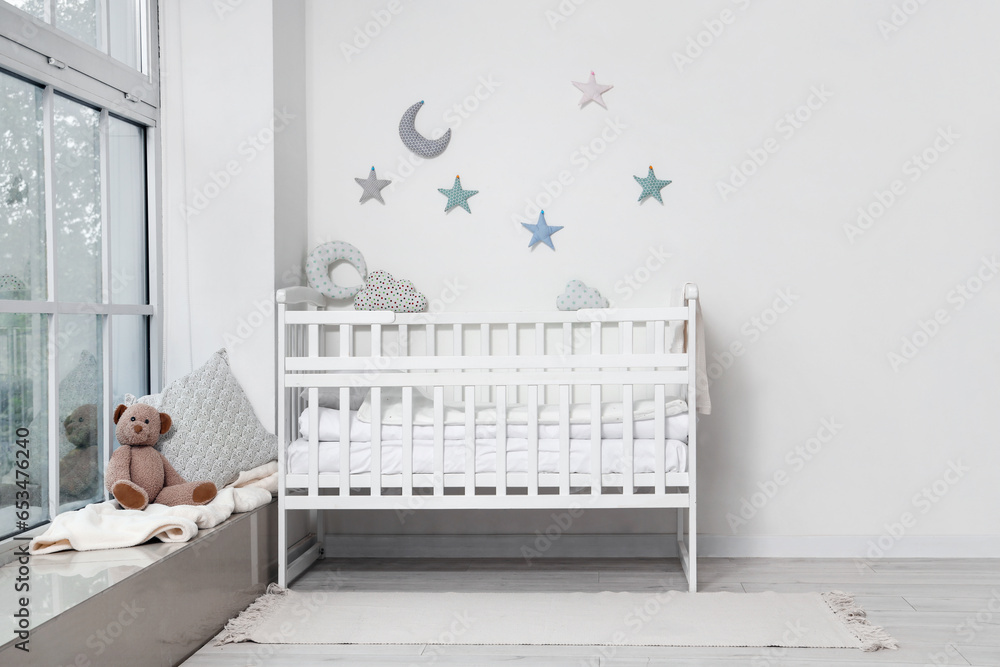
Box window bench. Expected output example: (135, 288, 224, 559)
(0, 500, 277, 666)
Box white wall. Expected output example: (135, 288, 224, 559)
(299, 0, 1000, 551)
(160, 0, 278, 429)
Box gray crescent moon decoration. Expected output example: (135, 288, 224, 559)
(399, 101, 451, 158)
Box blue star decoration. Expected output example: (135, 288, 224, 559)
(437, 175, 479, 213)
(522, 210, 564, 250)
(634, 166, 672, 204)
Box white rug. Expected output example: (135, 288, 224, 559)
(218, 586, 897, 651)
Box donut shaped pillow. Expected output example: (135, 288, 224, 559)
(306, 242, 368, 300)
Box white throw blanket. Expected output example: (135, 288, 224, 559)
(29, 461, 277, 555)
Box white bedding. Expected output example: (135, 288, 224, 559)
(286, 437, 687, 476)
(299, 407, 689, 443)
(356, 388, 689, 426)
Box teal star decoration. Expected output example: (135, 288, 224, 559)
(437, 175, 479, 213)
(634, 166, 672, 204)
(522, 210, 564, 250)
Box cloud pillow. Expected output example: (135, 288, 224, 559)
(354, 270, 428, 313)
(556, 280, 609, 311)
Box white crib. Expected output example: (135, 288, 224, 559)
(276, 284, 701, 591)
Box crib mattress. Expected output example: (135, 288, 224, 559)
(286, 437, 688, 476)
(298, 407, 690, 444)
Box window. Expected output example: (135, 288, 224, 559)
(0, 0, 157, 541)
(3, 0, 149, 73)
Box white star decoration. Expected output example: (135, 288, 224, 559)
(572, 71, 613, 109)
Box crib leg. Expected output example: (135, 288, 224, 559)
(677, 506, 697, 592)
(687, 504, 697, 593)
(278, 498, 287, 588)
(316, 509, 326, 559)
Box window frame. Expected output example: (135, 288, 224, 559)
(0, 0, 161, 547)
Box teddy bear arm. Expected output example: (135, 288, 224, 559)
(105, 446, 133, 494)
(159, 453, 188, 487)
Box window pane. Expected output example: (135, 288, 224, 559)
(2, 0, 44, 19)
(109, 117, 146, 304)
(109, 0, 143, 72)
(0, 70, 47, 301)
(55, 0, 99, 49)
(111, 315, 146, 405)
(54, 95, 102, 303)
(57, 314, 104, 506)
(0, 312, 49, 540)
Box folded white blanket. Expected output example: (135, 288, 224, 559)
(29, 463, 277, 555)
(300, 408, 689, 443)
(287, 437, 688, 476)
(356, 390, 688, 426)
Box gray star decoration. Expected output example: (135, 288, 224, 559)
(355, 167, 392, 204)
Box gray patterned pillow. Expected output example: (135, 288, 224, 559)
(132, 349, 276, 489)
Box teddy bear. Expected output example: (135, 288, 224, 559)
(105, 403, 217, 510)
(59, 403, 100, 502)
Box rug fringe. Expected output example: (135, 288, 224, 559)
(216, 583, 288, 645)
(821, 590, 899, 651)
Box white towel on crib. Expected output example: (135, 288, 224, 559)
(685, 282, 711, 415)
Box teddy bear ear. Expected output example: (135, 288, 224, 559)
(159, 412, 172, 435)
(114, 404, 127, 424)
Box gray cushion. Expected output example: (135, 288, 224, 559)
(132, 349, 276, 489)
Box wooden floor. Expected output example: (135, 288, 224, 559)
(184, 557, 1000, 666)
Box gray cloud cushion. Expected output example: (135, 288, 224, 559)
(132, 349, 276, 489)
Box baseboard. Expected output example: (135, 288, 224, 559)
(700, 535, 1000, 559)
(322, 534, 1000, 559)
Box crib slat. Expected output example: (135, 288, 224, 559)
(590, 383, 601, 495)
(622, 322, 634, 495)
(308, 321, 319, 357)
(507, 323, 517, 403)
(623, 383, 634, 495)
(496, 385, 507, 496)
(479, 323, 490, 404)
(535, 322, 545, 401)
(398, 324, 408, 356)
(453, 324, 463, 402)
(371, 324, 382, 355)
(308, 387, 319, 497)
(339, 387, 350, 497)
(654, 383, 666, 495)
(562, 323, 573, 403)
(654, 320, 666, 354)
(559, 385, 570, 495)
(464, 385, 475, 496)
(426, 323, 435, 356)
(339, 324, 352, 356)
(370, 386, 381, 497)
(402, 387, 413, 496)
(590, 322, 602, 495)
(433, 386, 444, 496)
(527, 384, 539, 496)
